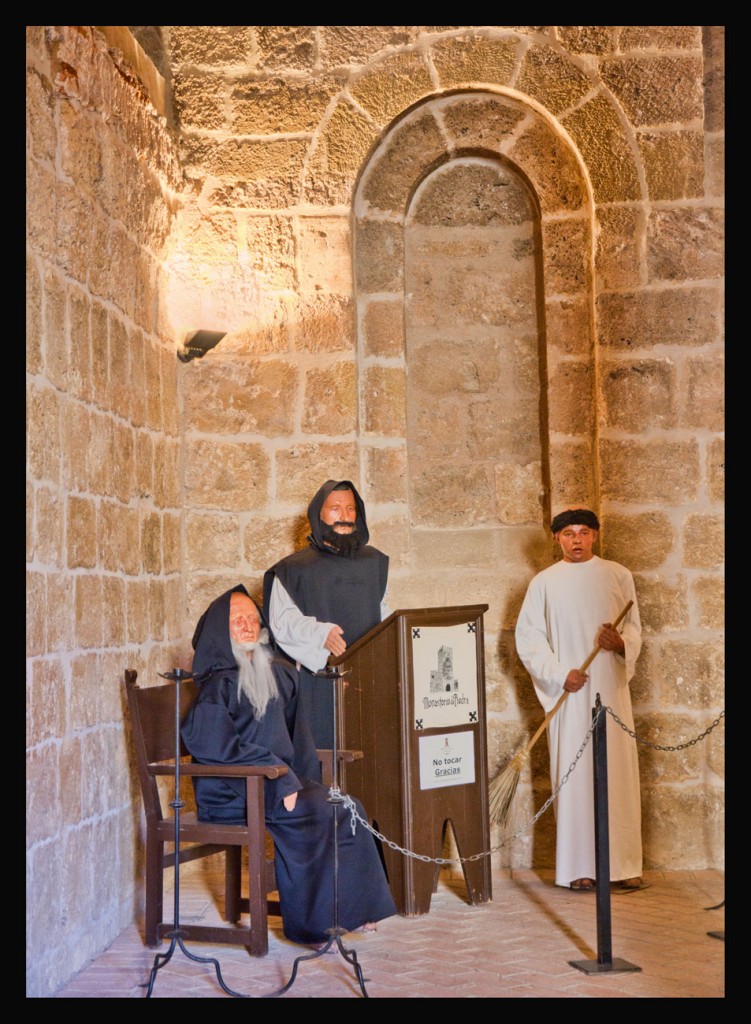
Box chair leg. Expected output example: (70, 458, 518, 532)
(224, 846, 242, 923)
(245, 779, 269, 957)
(145, 834, 163, 947)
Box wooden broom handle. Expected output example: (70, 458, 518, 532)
(525, 599, 634, 751)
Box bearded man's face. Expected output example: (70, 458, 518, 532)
(319, 488, 361, 555)
(228, 594, 277, 718)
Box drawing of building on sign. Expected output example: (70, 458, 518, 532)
(430, 645, 458, 693)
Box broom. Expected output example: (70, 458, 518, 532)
(489, 599, 633, 828)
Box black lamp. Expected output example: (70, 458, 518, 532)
(177, 330, 227, 363)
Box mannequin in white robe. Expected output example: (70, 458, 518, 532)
(515, 510, 643, 889)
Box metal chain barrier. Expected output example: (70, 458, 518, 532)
(606, 706, 725, 751)
(338, 706, 726, 867)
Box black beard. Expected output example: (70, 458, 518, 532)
(320, 521, 361, 556)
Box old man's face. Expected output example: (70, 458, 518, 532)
(229, 593, 261, 644)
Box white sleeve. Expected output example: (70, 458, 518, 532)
(618, 571, 642, 683)
(514, 578, 568, 707)
(268, 577, 335, 673)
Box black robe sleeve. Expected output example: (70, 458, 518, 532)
(181, 678, 303, 813)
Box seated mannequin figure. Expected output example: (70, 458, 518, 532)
(180, 584, 397, 947)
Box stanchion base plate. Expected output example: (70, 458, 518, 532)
(569, 957, 642, 975)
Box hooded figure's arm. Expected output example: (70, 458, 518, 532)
(267, 576, 336, 671)
(181, 698, 302, 801)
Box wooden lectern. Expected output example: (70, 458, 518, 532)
(330, 604, 491, 916)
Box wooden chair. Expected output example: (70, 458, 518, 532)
(125, 668, 284, 957)
(126, 669, 365, 957)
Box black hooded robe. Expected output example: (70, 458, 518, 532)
(263, 480, 389, 749)
(180, 585, 396, 945)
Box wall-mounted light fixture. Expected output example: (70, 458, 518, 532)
(177, 330, 227, 363)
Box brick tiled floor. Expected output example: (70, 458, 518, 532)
(54, 861, 725, 998)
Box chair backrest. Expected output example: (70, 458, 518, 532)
(128, 671, 198, 760)
(126, 669, 199, 822)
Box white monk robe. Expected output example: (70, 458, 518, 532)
(515, 555, 643, 887)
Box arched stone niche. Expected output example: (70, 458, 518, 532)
(405, 155, 542, 532)
(355, 91, 596, 575)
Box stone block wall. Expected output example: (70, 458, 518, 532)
(27, 26, 724, 995)
(151, 25, 722, 878)
(26, 26, 186, 996)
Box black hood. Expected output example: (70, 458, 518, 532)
(191, 584, 272, 681)
(306, 479, 370, 552)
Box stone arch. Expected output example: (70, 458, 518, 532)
(354, 89, 598, 552)
(303, 33, 642, 209)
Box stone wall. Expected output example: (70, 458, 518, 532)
(26, 26, 186, 996)
(26, 26, 724, 996)
(156, 25, 723, 874)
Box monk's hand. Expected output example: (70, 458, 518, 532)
(283, 792, 298, 812)
(563, 669, 588, 693)
(324, 625, 346, 657)
(598, 622, 625, 655)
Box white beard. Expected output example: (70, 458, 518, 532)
(230, 630, 278, 719)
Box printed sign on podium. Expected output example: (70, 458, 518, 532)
(411, 621, 479, 729)
(419, 731, 476, 790)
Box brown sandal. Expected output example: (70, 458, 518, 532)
(570, 877, 596, 892)
(618, 877, 643, 890)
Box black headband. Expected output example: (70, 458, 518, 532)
(550, 509, 600, 534)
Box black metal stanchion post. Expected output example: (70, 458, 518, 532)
(570, 695, 641, 975)
(705, 897, 725, 941)
(141, 669, 253, 999)
(269, 665, 369, 998)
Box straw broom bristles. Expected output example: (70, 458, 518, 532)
(488, 599, 633, 829)
(488, 745, 529, 826)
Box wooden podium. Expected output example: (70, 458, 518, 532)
(330, 604, 491, 916)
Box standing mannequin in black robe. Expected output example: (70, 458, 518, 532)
(263, 480, 389, 751)
(180, 584, 396, 946)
